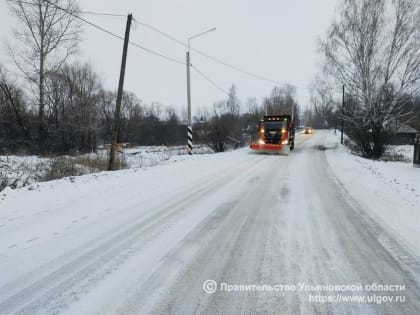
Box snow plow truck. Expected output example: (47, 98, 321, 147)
(249, 115, 295, 154)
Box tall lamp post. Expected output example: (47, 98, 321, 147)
(186, 27, 216, 155)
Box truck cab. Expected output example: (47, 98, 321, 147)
(250, 115, 295, 153)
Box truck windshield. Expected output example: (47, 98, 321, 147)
(261, 121, 287, 131)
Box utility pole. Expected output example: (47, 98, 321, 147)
(186, 50, 192, 155)
(186, 27, 216, 155)
(108, 13, 133, 171)
(341, 85, 344, 145)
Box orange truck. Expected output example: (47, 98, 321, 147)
(249, 115, 295, 154)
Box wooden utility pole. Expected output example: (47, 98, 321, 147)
(108, 13, 132, 171)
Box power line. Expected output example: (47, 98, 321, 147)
(134, 20, 187, 47)
(192, 65, 242, 103)
(5, 0, 41, 6)
(191, 65, 230, 97)
(128, 41, 185, 65)
(79, 11, 127, 18)
(195, 46, 310, 91)
(6, 0, 127, 17)
(134, 19, 311, 90)
(6, 0, 185, 65)
(194, 50, 281, 86)
(134, 20, 280, 84)
(42, 0, 186, 65)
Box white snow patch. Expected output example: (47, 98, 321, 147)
(324, 131, 420, 256)
(0, 145, 214, 192)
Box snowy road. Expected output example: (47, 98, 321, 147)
(1, 131, 420, 314)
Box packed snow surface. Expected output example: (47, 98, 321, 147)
(0, 131, 419, 314)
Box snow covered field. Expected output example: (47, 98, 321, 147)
(0, 131, 419, 314)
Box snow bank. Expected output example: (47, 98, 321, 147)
(384, 145, 414, 162)
(119, 144, 214, 168)
(0, 156, 50, 191)
(0, 145, 214, 192)
(324, 131, 420, 256)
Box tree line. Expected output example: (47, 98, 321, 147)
(0, 60, 302, 154)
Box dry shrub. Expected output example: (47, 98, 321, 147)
(75, 154, 127, 172)
(45, 157, 82, 180)
(45, 153, 127, 181)
(381, 152, 410, 162)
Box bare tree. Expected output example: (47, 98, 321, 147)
(245, 97, 259, 115)
(263, 85, 300, 121)
(302, 107, 314, 126)
(226, 84, 240, 117)
(321, 0, 420, 157)
(120, 91, 142, 143)
(146, 102, 163, 120)
(208, 85, 245, 151)
(309, 77, 337, 128)
(0, 66, 29, 142)
(7, 0, 81, 151)
(44, 62, 102, 153)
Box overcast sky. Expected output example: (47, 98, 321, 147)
(0, 0, 338, 116)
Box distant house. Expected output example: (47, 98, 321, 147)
(389, 123, 419, 145)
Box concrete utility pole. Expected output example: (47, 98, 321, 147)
(186, 50, 192, 155)
(108, 13, 132, 171)
(186, 27, 216, 155)
(341, 85, 344, 145)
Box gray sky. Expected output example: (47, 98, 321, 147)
(0, 0, 338, 116)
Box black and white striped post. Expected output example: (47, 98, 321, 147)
(187, 125, 193, 155)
